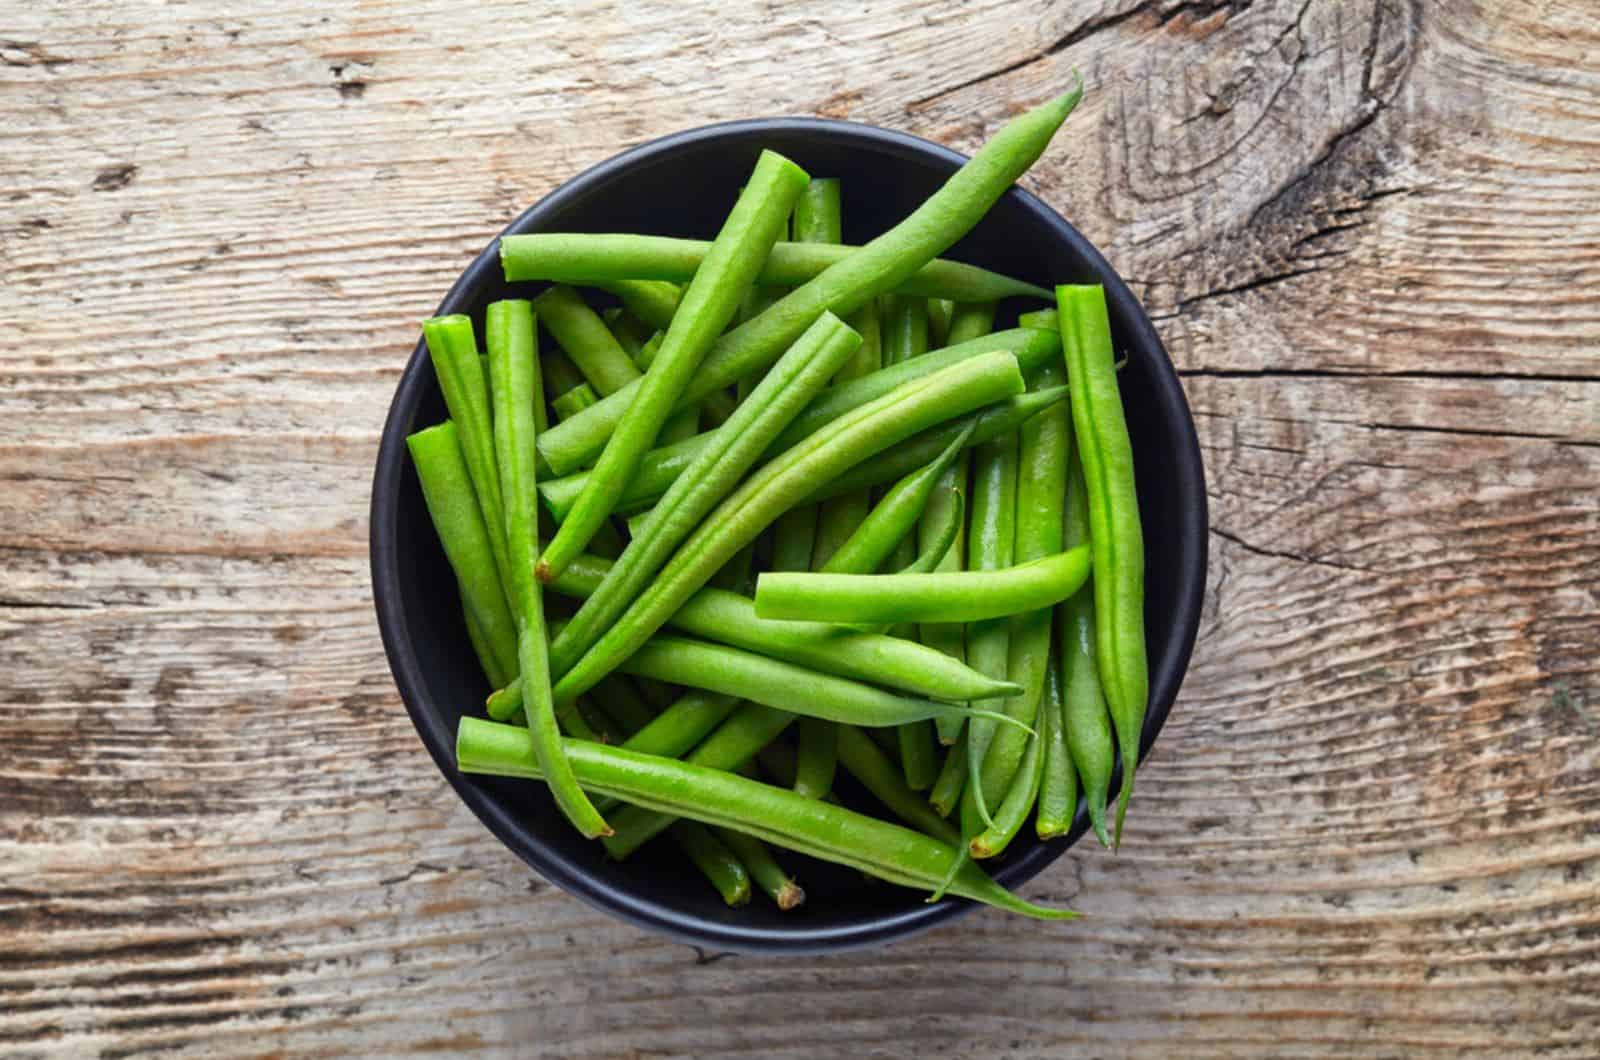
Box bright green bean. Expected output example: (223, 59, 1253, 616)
(969, 703, 1046, 859)
(921, 452, 970, 746)
(962, 423, 1019, 828)
(821, 422, 973, 575)
(531, 84, 1083, 476)
(459, 581, 510, 689)
(928, 298, 954, 346)
(613, 636, 1025, 732)
(422, 315, 511, 589)
(407, 423, 520, 683)
(486, 298, 610, 839)
(793, 718, 836, 800)
(1035, 648, 1077, 839)
(1058, 283, 1146, 848)
(501, 236, 1051, 303)
(928, 738, 968, 819)
(671, 821, 751, 906)
(547, 312, 861, 683)
(792, 177, 842, 244)
(555, 352, 1027, 702)
(965, 356, 1070, 824)
(488, 550, 1020, 711)
(602, 307, 655, 356)
(539, 151, 809, 582)
(715, 827, 803, 910)
(533, 285, 641, 397)
(1059, 457, 1113, 847)
(754, 547, 1090, 626)
(535, 329, 1060, 522)
(770, 504, 818, 573)
(457, 717, 1078, 919)
(812, 298, 881, 568)
(550, 382, 597, 422)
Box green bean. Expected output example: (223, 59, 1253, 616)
(836, 725, 960, 845)
(964, 356, 1070, 825)
(821, 422, 973, 575)
(456, 719, 1077, 919)
(485, 299, 610, 839)
(670, 822, 751, 906)
(812, 298, 881, 568)
(533, 285, 641, 397)
(422, 316, 511, 589)
(597, 702, 795, 857)
(754, 547, 1090, 626)
(962, 423, 1019, 828)
(1017, 307, 1058, 331)
(793, 176, 842, 244)
(1058, 283, 1146, 848)
(501, 236, 1051, 303)
(539, 152, 809, 582)
(801, 386, 1068, 504)
(599, 278, 681, 331)
(716, 827, 804, 910)
(620, 327, 698, 444)
(555, 352, 1027, 701)
(928, 738, 968, 818)
(928, 298, 954, 347)
(407, 422, 519, 683)
(460, 581, 510, 689)
(489, 550, 1020, 709)
(792, 718, 836, 800)
(613, 636, 1026, 732)
(968, 702, 1046, 859)
(1059, 456, 1113, 847)
(910, 489, 963, 577)
(547, 312, 861, 683)
(1035, 648, 1077, 839)
(921, 453, 970, 746)
(535, 328, 1060, 521)
(530, 84, 1083, 475)
(944, 301, 998, 347)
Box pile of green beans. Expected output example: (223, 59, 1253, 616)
(407, 76, 1151, 921)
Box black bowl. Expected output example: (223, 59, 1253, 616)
(370, 117, 1207, 953)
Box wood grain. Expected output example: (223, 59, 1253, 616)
(3, 0, 1597, 1055)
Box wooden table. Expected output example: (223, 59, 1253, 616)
(4, 1, 1597, 1055)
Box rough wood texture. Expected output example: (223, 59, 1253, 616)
(4, 0, 1598, 1055)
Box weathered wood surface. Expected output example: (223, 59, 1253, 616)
(3, 0, 1598, 1055)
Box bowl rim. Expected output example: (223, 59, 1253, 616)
(370, 114, 1208, 954)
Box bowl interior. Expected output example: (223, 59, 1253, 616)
(371, 118, 1207, 953)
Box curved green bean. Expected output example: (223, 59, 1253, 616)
(539, 150, 809, 582)
(965, 356, 1070, 823)
(614, 636, 1029, 732)
(968, 703, 1046, 859)
(547, 312, 860, 683)
(501, 235, 1050, 303)
(1059, 456, 1114, 847)
(1058, 283, 1146, 848)
(457, 718, 1078, 919)
(754, 546, 1090, 625)
(821, 422, 973, 575)
(531, 83, 1083, 476)
(928, 737, 968, 819)
(488, 549, 1020, 713)
(554, 352, 1027, 702)
(486, 298, 610, 839)
(1035, 647, 1077, 839)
